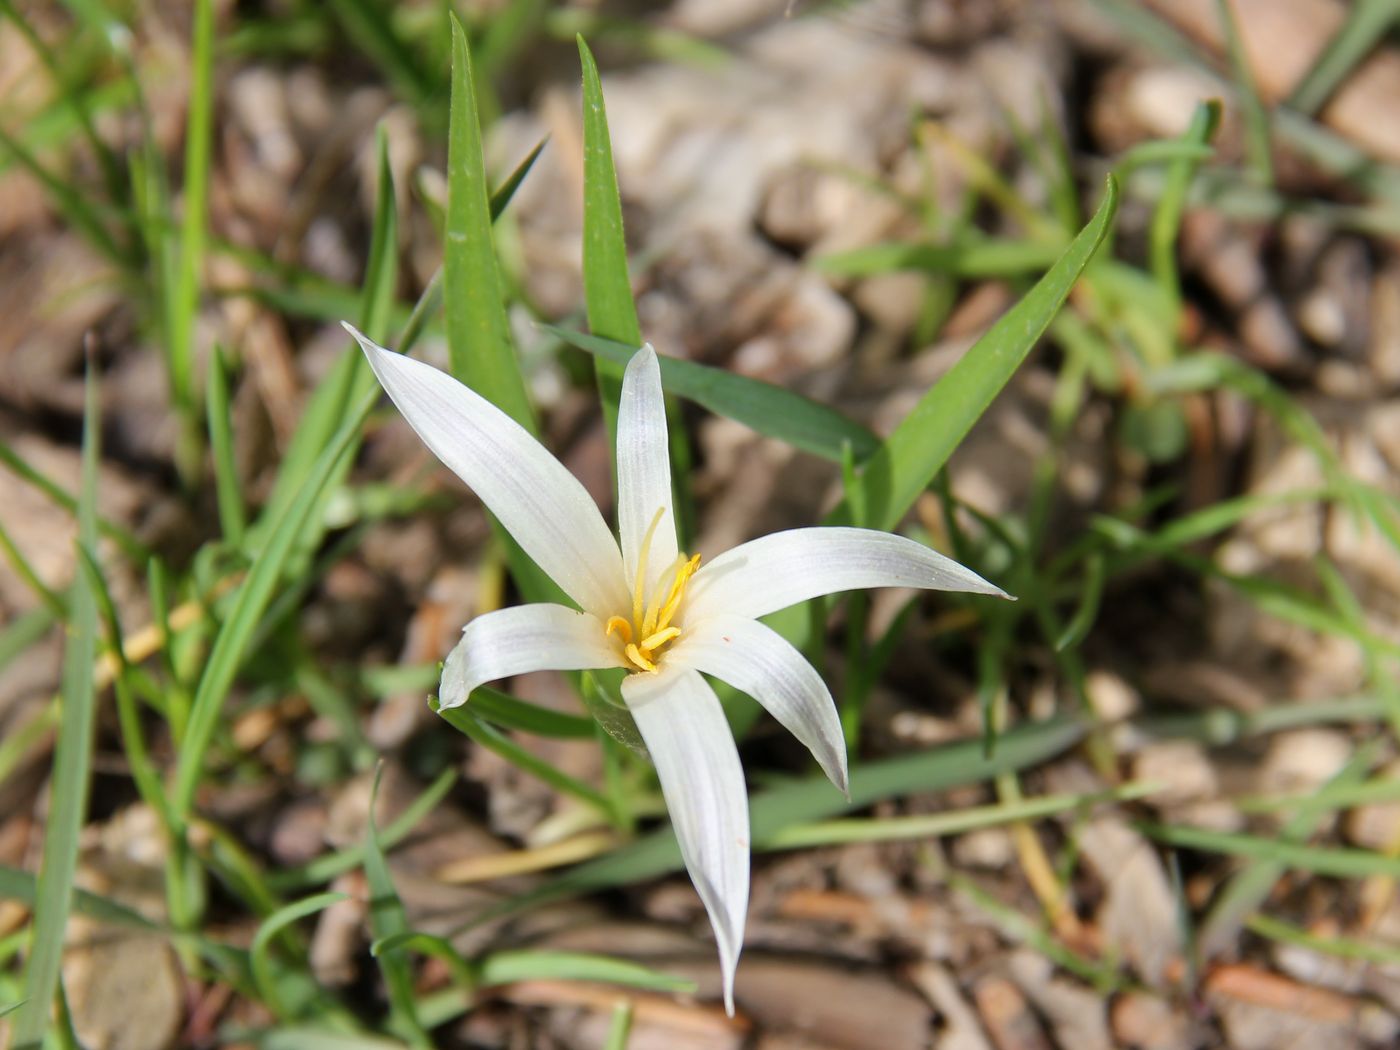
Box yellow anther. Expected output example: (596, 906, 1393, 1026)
(624, 643, 657, 673)
(604, 616, 632, 643)
(639, 626, 681, 651)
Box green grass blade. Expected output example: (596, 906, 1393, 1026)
(0, 124, 126, 264)
(371, 931, 474, 991)
(1287, 0, 1400, 115)
(0, 0, 124, 199)
(74, 543, 173, 830)
(471, 716, 1085, 924)
(478, 950, 694, 993)
(269, 768, 455, 890)
(0, 517, 65, 618)
(363, 124, 401, 346)
(544, 325, 879, 463)
(0, 608, 54, 674)
(364, 661, 599, 737)
(1142, 821, 1400, 880)
(490, 137, 548, 221)
(467, 685, 596, 738)
(169, 0, 214, 477)
(1197, 735, 1378, 957)
(1216, 0, 1272, 186)
(13, 362, 101, 1049)
(815, 236, 1066, 278)
(444, 14, 533, 428)
(854, 176, 1119, 532)
(207, 345, 246, 543)
(1247, 913, 1400, 966)
(330, 0, 436, 108)
(577, 35, 639, 441)
(1149, 100, 1221, 320)
(604, 1002, 633, 1050)
(250, 893, 348, 1018)
(432, 699, 614, 816)
(364, 765, 430, 1046)
(0, 441, 147, 561)
(250, 126, 399, 555)
(764, 782, 1158, 849)
(173, 392, 375, 824)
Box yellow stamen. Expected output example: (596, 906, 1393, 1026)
(632, 507, 667, 627)
(642, 553, 686, 637)
(624, 643, 657, 673)
(610, 507, 702, 674)
(654, 554, 701, 633)
(639, 626, 681, 650)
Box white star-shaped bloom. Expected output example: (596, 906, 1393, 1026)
(343, 322, 1009, 1013)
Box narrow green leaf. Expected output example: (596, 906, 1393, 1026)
(364, 765, 430, 1046)
(545, 325, 879, 463)
(74, 543, 172, 831)
(1217, 0, 1271, 185)
(206, 345, 246, 543)
(330, 0, 437, 107)
(471, 716, 1085, 923)
(261, 1031, 408, 1050)
(1247, 913, 1400, 966)
(249, 127, 399, 557)
(0, 517, 65, 618)
(0, 440, 147, 561)
(250, 893, 348, 1018)
(170, 0, 215, 476)
(763, 783, 1158, 849)
(1288, 0, 1400, 115)
(1143, 820, 1400, 879)
(14, 362, 101, 1049)
(444, 14, 534, 428)
(371, 931, 474, 990)
(0, 0, 124, 199)
(604, 1002, 633, 1050)
(0, 125, 125, 264)
(1149, 100, 1221, 319)
(577, 34, 639, 441)
(468, 685, 595, 738)
(1198, 741, 1376, 957)
(269, 768, 455, 890)
(815, 236, 1066, 278)
(853, 176, 1119, 532)
(0, 608, 54, 675)
(478, 950, 694, 993)
(432, 699, 614, 816)
(173, 391, 374, 823)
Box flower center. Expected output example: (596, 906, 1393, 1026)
(605, 507, 700, 673)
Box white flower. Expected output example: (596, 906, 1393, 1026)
(343, 322, 1009, 1014)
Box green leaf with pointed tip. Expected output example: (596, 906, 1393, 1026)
(14, 361, 100, 1049)
(577, 35, 638, 440)
(445, 14, 533, 428)
(851, 176, 1119, 532)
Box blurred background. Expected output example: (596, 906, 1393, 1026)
(3, 0, 1400, 1047)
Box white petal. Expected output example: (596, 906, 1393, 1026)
(622, 667, 748, 1016)
(685, 526, 1010, 623)
(345, 323, 628, 617)
(616, 344, 679, 597)
(440, 604, 623, 709)
(668, 616, 848, 796)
